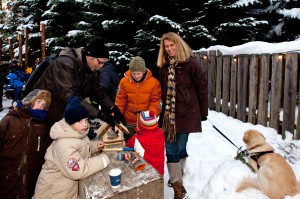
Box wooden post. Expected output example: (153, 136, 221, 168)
(18, 33, 23, 68)
(40, 23, 46, 60)
(9, 38, 13, 60)
(24, 28, 29, 69)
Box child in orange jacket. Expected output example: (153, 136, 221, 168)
(126, 110, 165, 175)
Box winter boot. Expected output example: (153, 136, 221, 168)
(168, 158, 187, 187)
(167, 162, 187, 199)
(172, 180, 187, 199)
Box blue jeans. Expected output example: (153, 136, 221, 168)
(13, 86, 23, 101)
(165, 133, 189, 163)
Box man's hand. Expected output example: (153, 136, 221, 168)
(97, 110, 115, 128)
(111, 105, 126, 125)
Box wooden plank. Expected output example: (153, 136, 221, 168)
(269, 54, 283, 133)
(237, 55, 248, 122)
(199, 51, 209, 75)
(229, 57, 237, 118)
(222, 56, 231, 115)
(257, 54, 270, 126)
(215, 55, 222, 112)
(78, 151, 163, 199)
(247, 55, 259, 124)
(282, 53, 298, 139)
(208, 50, 217, 110)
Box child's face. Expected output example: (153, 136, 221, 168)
(32, 99, 47, 110)
(71, 118, 89, 134)
(131, 71, 144, 81)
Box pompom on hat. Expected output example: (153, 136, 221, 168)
(64, 96, 90, 125)
(138, 110, 158, 131)
(129, 56, 147, 73)
(85, 38, 109, 58)
(22, 89, 51, 110)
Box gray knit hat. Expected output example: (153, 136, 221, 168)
(129, 56, 147, 73)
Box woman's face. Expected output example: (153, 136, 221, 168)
(164, 39, 176, 57)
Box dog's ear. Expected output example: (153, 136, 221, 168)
(243, 129, 266, 149)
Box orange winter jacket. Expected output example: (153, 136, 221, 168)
(115, 69, 162, 126)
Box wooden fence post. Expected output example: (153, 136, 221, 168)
(40, 23, 46, 60)
(9, 38, 13, 60)
(18, 33, 23, 68)
(221, 56, 231, 116)
(257, 54, 270, 126)
(208, 50, 217, 110)
(247, 54, 259, 124)
(24, 28, 29, 69)
(270, 53, 283, 133)
(229, 56, 237, 117)
(282, 53, 298, 139)
(236, 55, 249, 122)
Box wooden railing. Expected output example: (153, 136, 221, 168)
(194, 51, 300, 139)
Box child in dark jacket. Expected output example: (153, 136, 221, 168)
(127, 110, 165, 175)
(0, 89, 52, 199)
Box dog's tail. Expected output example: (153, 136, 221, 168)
(236, 177, 261, 193)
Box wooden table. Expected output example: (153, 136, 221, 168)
(78, 151, 164, 199)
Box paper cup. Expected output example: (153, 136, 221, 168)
(109, 168, 122, 188)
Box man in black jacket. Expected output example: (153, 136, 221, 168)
(32, 38, 124, 127)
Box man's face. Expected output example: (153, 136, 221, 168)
(87, 56, 107, 71)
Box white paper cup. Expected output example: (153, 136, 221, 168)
(109, 168, 122, 188)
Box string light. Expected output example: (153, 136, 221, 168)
(278, 54, 283, 60)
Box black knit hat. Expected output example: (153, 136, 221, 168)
(64, 96, 90, 125)
(85, 38, 109, 58)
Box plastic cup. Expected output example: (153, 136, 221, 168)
(109, 168, 122, 188)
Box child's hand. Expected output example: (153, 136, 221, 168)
(98, 140, 105, 150)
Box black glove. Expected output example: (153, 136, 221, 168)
(97, 110, 115, 128)
(201, 116, 207, 121)
(87, 128, 97, 140)
(111, 106, 126, 125)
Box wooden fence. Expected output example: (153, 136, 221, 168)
(194, 51, 300, 140)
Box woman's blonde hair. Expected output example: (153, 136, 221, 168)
(157, 32, 193, 68)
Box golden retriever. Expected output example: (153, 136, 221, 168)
(236, 129, 300, 199)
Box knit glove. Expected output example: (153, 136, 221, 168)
(97, 110, 115, 128)
(116, 152, 146, 171)
(111, 106, 126, 125)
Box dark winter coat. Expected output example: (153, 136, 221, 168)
(0, 107, 51, 199)
(98, 62, 120, 102)
(33, 48, 114, 127)
(159, 57, 208, 133)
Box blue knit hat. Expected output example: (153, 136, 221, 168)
(64, 96, 90, 125)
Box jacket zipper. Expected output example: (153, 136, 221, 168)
(37, 136, 40, 151)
